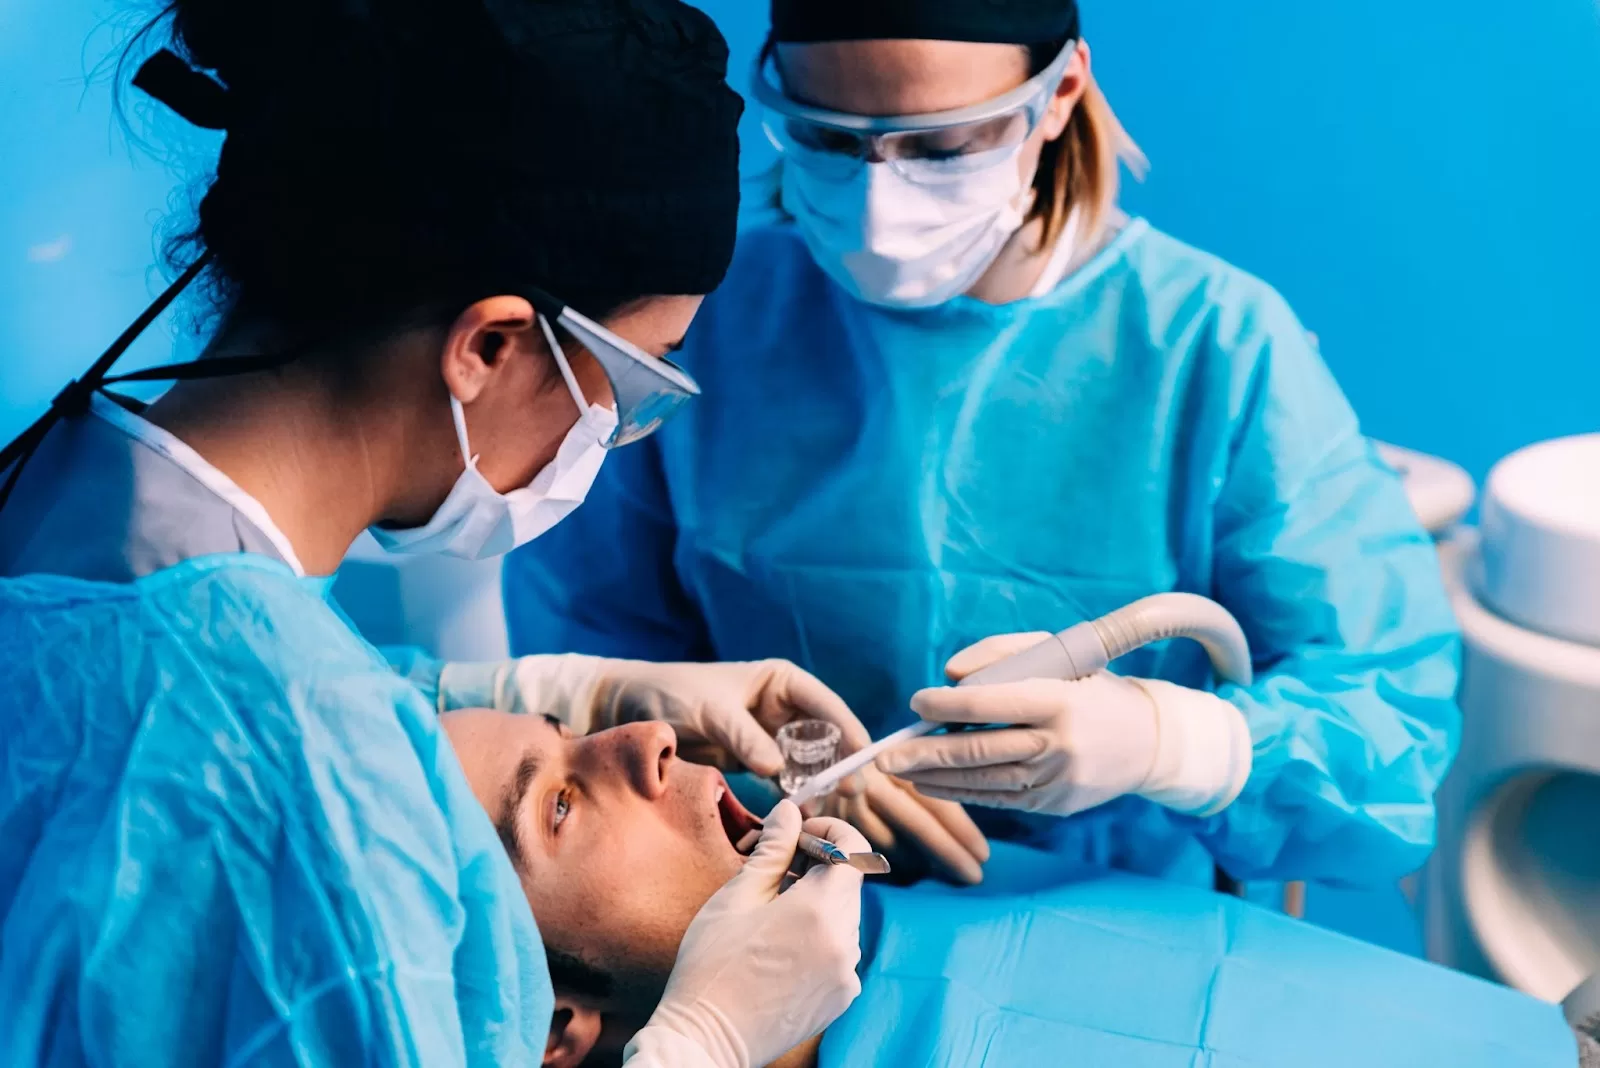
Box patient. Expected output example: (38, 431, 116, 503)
(443, 709, 1592, 1068)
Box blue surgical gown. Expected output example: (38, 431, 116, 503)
(505, 217, 1462, 885)
(0, 408, 551, 1064)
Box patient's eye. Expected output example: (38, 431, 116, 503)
(541, 713, 562, 730)
(553, 790, 572, 831)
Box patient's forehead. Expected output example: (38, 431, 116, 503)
(441, 709, 567, 822)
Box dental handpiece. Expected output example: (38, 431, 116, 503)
(785, 593, 1255, 806)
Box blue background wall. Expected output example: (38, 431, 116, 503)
(0, 0, 219, 417)
(4, 0, 1598, 477)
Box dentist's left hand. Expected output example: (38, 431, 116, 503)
(438, 655, 872, 783)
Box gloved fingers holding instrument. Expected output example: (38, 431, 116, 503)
(877, 632, 1256, 820)
(438, 655, 872, 791)
(628, 801, 866, 1068)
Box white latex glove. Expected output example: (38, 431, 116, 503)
(438, 655, 872, 782)
(623, 801, 867, 1068)
(877, 632, 1253, 818)
(817, 763, 989, 885)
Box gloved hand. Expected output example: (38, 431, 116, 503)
(876, 633, 1254, 819)
(438, 655, 871, 782)
(817, 763, 989, 885)
(623, 801, 867, 1068)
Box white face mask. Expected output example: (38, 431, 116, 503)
(781, 151, 1035, 309)
(369, 315, 619, 561)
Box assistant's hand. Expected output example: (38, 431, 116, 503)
(623, 801, 867, 1068)
(818, 762, 989, 885)
(438, 655, 871, 783)
(591, 659, 873, 783)
(876, 633, 1254, 819)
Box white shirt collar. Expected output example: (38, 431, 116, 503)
(1028, 207, 1084, 299)
(1027, 206, 1131, 300)
(89, 393, 308, 577)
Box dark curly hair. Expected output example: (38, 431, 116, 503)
(128, 0, 744, 349)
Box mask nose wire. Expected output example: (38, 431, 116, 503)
(538, 314, 590, 418)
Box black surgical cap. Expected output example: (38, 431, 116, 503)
(770, 0, 1079, 46)
(470, 0, 747, 298)
(145, 0, 746, 322)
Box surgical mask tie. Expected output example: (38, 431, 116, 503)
(368, 315, 619, 560)
(782, 152, 1037, 309)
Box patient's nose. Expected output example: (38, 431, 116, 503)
(609, 721, 676, 800)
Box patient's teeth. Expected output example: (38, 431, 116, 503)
(714, 785, 725, 803)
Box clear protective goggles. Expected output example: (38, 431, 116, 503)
(751, 39, 1076, 185)
(523, 287, 701, 449)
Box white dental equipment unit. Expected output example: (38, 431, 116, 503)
(1422, 433, 1600, 1006)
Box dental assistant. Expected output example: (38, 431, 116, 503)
(499, 0, 1463, 888)
(0, 2, 865, 1065)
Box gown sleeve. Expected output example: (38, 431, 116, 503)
(381, 643, 446, 710)
(1194, 316, 1462, 885)
(2, 563, 549, 1066)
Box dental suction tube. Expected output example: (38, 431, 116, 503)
(785, 593, 1254, 805)
(959, 592, 1254, 689)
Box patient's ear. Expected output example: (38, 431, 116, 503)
(545, 996, 604, 1068)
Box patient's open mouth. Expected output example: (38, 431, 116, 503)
(714, 777, 763, 855)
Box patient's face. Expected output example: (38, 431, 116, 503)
(442, 710, 757, 999)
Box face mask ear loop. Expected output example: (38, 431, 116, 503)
(538, 314, 589, 416)
(449, 395, 478, 471)
(1059, 205, 1082, 252)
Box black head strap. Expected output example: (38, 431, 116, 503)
(132, 49, 232, 131)
(0, 254, 217, 510)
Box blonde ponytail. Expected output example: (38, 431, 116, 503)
(1033, 73, 1147, 248)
